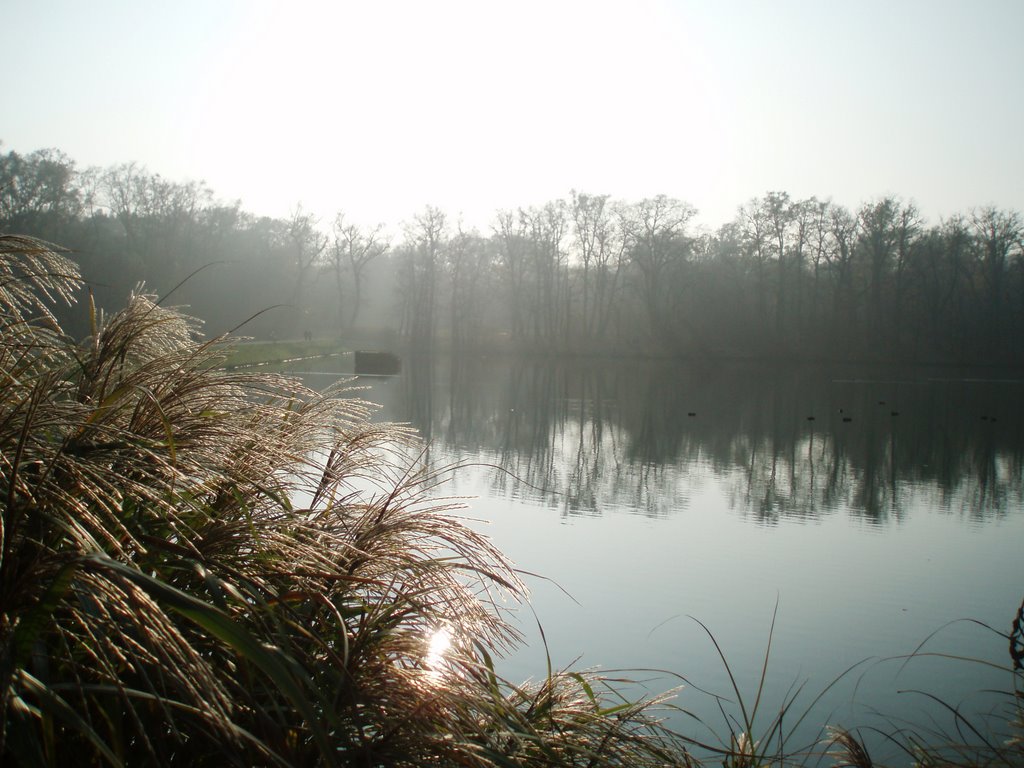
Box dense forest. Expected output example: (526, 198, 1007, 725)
(2, 145, 1022, 364)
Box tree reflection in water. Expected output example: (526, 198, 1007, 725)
(382, 355, 1024, 525)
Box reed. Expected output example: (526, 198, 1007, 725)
(825, 601, 1024, 768)
(658, 603, 872, 768)
(0, 234, 691, 766)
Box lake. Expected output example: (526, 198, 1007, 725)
(302, 354, 1024, 762)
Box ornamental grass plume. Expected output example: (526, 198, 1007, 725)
(0, 235, 691, 767)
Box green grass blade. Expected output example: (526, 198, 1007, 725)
(84, 554, 338, 766)
(16, 669, 124, 768)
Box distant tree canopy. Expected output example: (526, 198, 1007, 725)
(2, 144, 1022, 364)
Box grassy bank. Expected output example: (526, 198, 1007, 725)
(221, 338, 345, 367)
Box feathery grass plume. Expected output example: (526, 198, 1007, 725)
(0, 235, 80, 329)
(826, 727, 873, 768)
(0, 234, 696, 766)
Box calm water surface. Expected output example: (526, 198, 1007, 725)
(305, 355, 1024, 760)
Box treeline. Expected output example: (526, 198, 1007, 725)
(0, 147, 389, 341)
(3, 145, 1022, 363)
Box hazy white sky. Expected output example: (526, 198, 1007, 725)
(5, 0, 1023, 232)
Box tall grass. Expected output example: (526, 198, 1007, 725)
(0, 234, 691, 766)
(826, 604, 1024, 768)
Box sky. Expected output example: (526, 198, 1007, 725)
(5, 0, 1023, 233)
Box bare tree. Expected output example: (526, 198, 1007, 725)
(762, 191, 794, 338)
(402, 205, 447, 348)
(284, 205, 327, 336)
(521, 201, 568, 346)
(100, 163, 213, 288)
(326, 213, 388, 330)
(805, 198, 832, 335)
(737, 196, 772, 329)
(444, 224, 494, 349)
(493, 210, 529, 343)
(857, 196, 901, 340)
(971, 206, 1022, 351)
(855, 196, 921, 349)
(788, 198, 816, 337)
(592, 200, 630, 340)
(912, 217, 971, 357)
(827, 203, 860, 348)
(570, 191, 609, 339)
(891, 201, 922, 348)
(623, 195, 696, 350)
